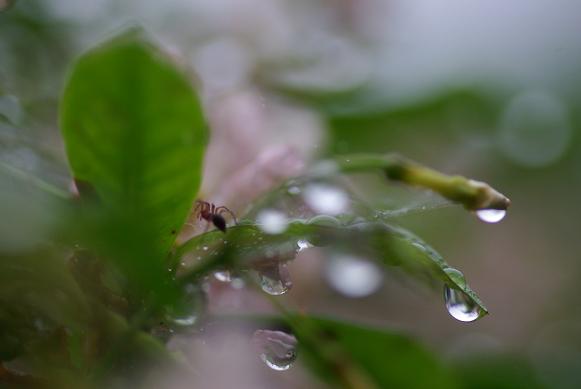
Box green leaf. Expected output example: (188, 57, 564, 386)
(176, 217, 487, 318)
(60, 29, 207, 299)
(60, 28, 207, 255)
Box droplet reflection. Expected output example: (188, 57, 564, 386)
(444, 285, 482, 322)
(252, 329, 297, 371)
(256, 209, 288, 234)
(303, 184, 349, 215)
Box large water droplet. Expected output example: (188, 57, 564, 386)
(256, 262, 293, 295)
(303, 184, 349, 215)
(257, 209, 288, 234)
(252, 329, 297, 371)
(325, 254, 383, 298)
(444, 285, 482, 322)
(476, 209, 506, 224)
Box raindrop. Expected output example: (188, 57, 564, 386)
(444, 285, 482, 322)
(325, 254, 383, 298)
(252, 329, 297, 371)
(256, 262, 293, 295)
(214, 270, 232, 282)
(476, 209, 506, 224)
(297, 239, 313, 252)
(303, 184, 349, 215)
(256, 209, 288, 234)
(444, 268, 466, 289)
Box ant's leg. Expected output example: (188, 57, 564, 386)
(216, 206, 238, 225)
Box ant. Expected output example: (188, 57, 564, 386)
(193, 200, 238, 233)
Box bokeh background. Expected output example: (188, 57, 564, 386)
(1, 0, 581, 388)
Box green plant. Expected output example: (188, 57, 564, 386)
(0, 29, 512, 389)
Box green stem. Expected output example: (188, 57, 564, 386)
(334, 154, 510, 211)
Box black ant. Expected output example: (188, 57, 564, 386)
(193, 200, 237, 232)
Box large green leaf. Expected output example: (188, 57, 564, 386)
(60, 29, 207, 255)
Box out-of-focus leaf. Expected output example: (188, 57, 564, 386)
(297, 316, 459, 389)
(327, 89, 500, 155)
(60, 29, 208, 300)
(453, 354, 547, 389)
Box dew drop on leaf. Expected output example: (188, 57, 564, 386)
(257, 262, 293, 296)
(476, 209, 506, 223)
(252, 329, 297, 371)
(444, 285, 482, 322)
(325, 254, 383, 298)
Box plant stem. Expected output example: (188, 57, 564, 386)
(334, 154, 510, 211)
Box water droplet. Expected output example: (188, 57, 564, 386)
(287, 186, 301, 195)
(256, 262, 293, 295)
(252, 329, 297, 371)
(214, 270, 232, 282)
(202, 246, 209, 251)
(303, 184, 349, 215)
(257, 209, 288, 234)
(444, 285, 482, 322)
(325, 254, 383, 298)
(444, 268, 466, 289)
(476, 209, 506, 223)
(297, 239, 313, 252)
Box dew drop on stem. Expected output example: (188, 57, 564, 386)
(256, 261, 293, 296)
(476, 209, 507, 223)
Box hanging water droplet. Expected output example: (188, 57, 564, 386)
(214, 270, 232, 282)
(252, 329, 297, 371)
(303, 184, 349, 215)
(444, 268, 466, 289)
(476, 209, 506, 223)
(297, 239, 313, 252)
(325, 254, 383, 298)
(444, 285, 482, 322)
(256, 209, 288, 234)
(168, 283, 202, 327)
(256, 262, 293, 295)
